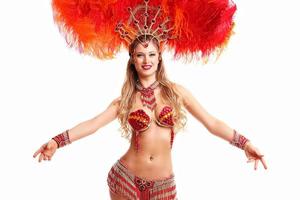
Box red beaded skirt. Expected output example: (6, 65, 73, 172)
(107, 160, 177, 200)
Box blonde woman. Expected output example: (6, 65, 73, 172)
(34, 0, 267, 199)
(33, 35, 267, 200)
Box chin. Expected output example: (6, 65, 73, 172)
(137, 68, 156, 76)
(139, 71, 156, 78)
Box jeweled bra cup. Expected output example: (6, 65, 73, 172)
(128, 106, 175, 151)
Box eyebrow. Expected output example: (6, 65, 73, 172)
(135, 51, 157, 54)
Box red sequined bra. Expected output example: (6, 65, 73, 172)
(128, 106, 175, 151)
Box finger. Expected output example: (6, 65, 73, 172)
(43, 152, 50, 160)
(33, 143, 47, 158)
(45, 154, 51, 161)
(253, 149, 264, 158)
(254, 159, 258, 170)
(43, 153, 48, 161)
(33, 146, 45, 158)
(255, 152, 264, 159)
(245, 151, 250, 158)
(260, 157, 268, 169)
(43, 149, 53, 159)
(33, 149, 41, 158)
(43, 143, 49, 149)
(38, 152, 44, 162)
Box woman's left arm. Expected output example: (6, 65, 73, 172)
(175, 84, 267, 170)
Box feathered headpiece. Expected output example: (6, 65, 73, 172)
(52, 0, 236, 61)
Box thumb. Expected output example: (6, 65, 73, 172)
(254, 150, 264, 158)
(43, 142, 49, 149)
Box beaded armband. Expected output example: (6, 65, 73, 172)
(230, 129, 249, 150)
(52, 130, 71, 148)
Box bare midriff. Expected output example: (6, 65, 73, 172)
(120, 122, 174, 181)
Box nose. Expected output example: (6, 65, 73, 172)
(143, 55, 149, 63)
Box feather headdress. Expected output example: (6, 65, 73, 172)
(52, 0, 236, 61)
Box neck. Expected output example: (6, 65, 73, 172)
(138, 76, 157, 88)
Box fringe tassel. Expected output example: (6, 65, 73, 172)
(135, 131, 140, 152)
(107, 165, 138, 199)
(108, 161, 177, 200)
(170, 129, 174, 148)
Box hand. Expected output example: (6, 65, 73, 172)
(244, 142, 267, 170)
(33, 139, 58, 162)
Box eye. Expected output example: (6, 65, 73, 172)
(150, 53, 156, 56)
(136, 54, 143, 57)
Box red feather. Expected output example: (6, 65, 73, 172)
(52, 0, 236, 61)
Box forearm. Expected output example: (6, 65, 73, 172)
(209, 119, 250, 149)
(209, 119, 235, 142)
(67, 119, 97, 143)
(50, 98, 120, 148)
(49, 119, 96, 148)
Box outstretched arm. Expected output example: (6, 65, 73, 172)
(68, 96, 121, 143)
(175, 84, 226, 138)
(175, 84, 267, 170)
(33, 97, 121, 162)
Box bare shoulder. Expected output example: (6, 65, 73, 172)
(107, 96, 121, 109)
(172, 82, 189, 97)
(172, 83, 194, 108)
(112, 96, 121, 105)
(90, 97, 121, 129)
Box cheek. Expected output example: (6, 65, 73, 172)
(134, 57, 143, 65)
(154, 58, 159, 66)
(132, 60, 140, 68)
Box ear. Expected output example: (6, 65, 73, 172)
(159, 52, 162, 60)
(129, 53, 133, 63)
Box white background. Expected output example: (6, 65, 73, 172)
(1, 0, 300, 199)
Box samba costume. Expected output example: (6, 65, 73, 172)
(129, 80, 175, 152)
(107, 160, 176, 200)
(49, 0, 244, 199)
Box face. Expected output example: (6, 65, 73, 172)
(132, 41, 160, 79)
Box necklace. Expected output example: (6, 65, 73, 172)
(136, 80, 159, 111)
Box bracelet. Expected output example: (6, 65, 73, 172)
(52, 129, 72, 148)
(230, 129, 249, 150)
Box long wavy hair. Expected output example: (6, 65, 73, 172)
(118, 35, 187, 140)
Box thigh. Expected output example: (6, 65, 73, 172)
(150, 175, 177, 200)
(107, 161, 138, 200)
(110, 191, 128, 200)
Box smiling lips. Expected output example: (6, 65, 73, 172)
(142, 64, 152, 70)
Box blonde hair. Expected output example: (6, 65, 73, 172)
(118, 35, 186, 139)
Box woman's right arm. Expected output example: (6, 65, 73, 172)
(68, 96, 121, 142)
(33, 97, 121, 162)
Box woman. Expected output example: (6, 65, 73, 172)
(33, 34, 267, 200)
(33, 0, 267, 199)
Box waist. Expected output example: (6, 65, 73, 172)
(120, 151, 173, 180)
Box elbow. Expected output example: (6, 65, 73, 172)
(87, 119, 100, 133)
(207, 119, 222, 134)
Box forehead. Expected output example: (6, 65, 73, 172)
(134, 41, 158, 53)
